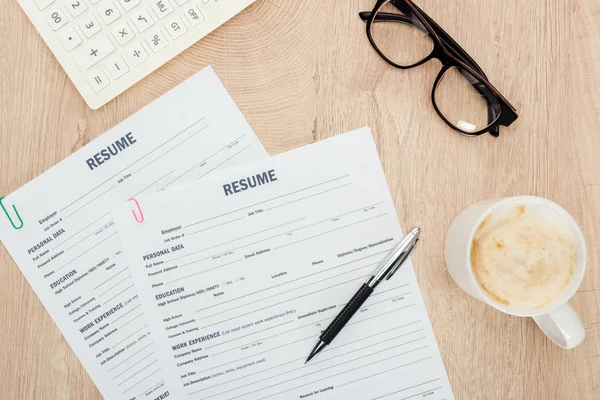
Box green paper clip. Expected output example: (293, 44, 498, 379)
(0, 196, 24, 230)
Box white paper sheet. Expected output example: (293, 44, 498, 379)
(112, 128, 454, 400)
(0, 66, 267, 400)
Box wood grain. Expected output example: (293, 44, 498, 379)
(1, 0, 599, 398)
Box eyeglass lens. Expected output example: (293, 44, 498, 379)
(434, 66, 501, 132)
(370, 1, 434, 67)
(369, 0, 502, 133)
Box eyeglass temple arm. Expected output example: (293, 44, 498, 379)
(389, 1, 500, 136)
(360, 12, 500, 137)
(390, 1, 487, 79)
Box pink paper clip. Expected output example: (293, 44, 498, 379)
(128, 198, 144, 223)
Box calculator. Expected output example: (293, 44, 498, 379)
(17, 0, 256, 109)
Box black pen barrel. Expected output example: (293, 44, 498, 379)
(320, 283, 374, 345)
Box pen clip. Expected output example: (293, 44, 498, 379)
(0, 197, 24, 230)
(385, 238, 418, 280)
(128, 198, 144, 224)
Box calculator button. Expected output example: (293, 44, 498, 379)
(132, 9, 154, 33)
(150, 0, 174, 20)
(145, 30, 168, 53)
(57, 26, 83, 51)
(202, 0, 209, 3)
(45, 6, 69, 31)
(97, 0, 121, 25)
(165, 18, 187, 40)
(74, 35, 116, 71)
(174, 0, 188, 5)
(127, 42, 149, 65)
(117, 0, 141, 11)
(35, 0, 55, 9)
(89, 0, 102, 4)
(106, 55, 130, 79)
(183, 5, 204, 26)
(112, 21, 135, 46)
(65, 0, 88, 18)
(87, 70, 110, 92)
(80, 15, 102, 38)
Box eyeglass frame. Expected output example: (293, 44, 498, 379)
(360, 0, 518, 137)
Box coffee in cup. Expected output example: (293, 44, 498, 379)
(444, 196, 586, 349)
(470, 204, 576, 311)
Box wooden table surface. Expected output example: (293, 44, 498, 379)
(1, 0, 599, 398)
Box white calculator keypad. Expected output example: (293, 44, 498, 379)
(17, 0, 257, 108)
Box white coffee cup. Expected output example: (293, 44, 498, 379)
(444, 196, 586, 349)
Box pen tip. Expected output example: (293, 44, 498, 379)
(412, 227, 421, 236)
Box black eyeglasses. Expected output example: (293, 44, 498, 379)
(360, 0, 518, 137)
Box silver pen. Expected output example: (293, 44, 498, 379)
(305, 227, 421, 363)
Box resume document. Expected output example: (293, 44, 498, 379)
(0, 67, 267, 399)
(112, 128, 454, 400)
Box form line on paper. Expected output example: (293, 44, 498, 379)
(196, 333, 428, 396)
(121, 368, 162, 393)
(102, 284, 134, 305)
(367, 379, 441, 399)
(194, 143, 254, 182)
(94, 267, 129, 290)
(322, 322, 422, 354)
(117, 313, 144, 330)
(272, 213, 388, 251)
(204, 320, 294, 350)
(195, 249, 391, 313)
(181, 218, 306, 262)
(113, 325, 147, 347)
(50, 212, 110, 250)
(364, 292, 412, 307)
(59, 117, 205, 213)
(398, 386, 444, 400)
(218, 304, 416, 356)
(339, 292, 412, 308)
(198, 263, 377, 323)
(184, 174, 350, 228)
(113, 351, 157, 379)
(194, 335, 315, 375)
(265, 183, 353, 211)
(55, 232, 117, 272)
(108, 341, 154, 372)
(97, 275, 131, 297)
(164, 259, 243, 284)
(348, 304, 417, 327)
(200, 274, 372, 328)
(132, 169, 176, 198)
(207, 344, 431, 399)
(63, 223, 112, 254)
(194, 320, 421, 376)
(63, 185, 116, 220)
(370, 284, 410, 297)
(176, 203, 383, 266)
(134, 123, 210, 176)
(209, 316, 336, 357)
(250, 354, 434, 400)
(160, 133, 247, 189)
(117, 359, 159, 386)
(111, 304, 141, 324)
(136, 380, 165, 399)
(187, 215, 247, 236)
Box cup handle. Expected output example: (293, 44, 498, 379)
(532, 302, 585, 349)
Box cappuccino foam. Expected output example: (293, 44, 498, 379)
(471, 205, 576, 310)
